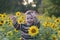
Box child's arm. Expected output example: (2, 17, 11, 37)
(13, 22, 20, 30)
(10, 15, 20, 30)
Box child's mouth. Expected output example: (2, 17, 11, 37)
(28, 22, 32, 23)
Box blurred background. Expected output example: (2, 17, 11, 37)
(0, 0, 60, 17)
(0, 0, 41, 13)
(0, 0, 60, 40)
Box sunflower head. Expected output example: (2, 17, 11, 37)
(17, 19, 24, 24)
(0, 20, 5, 26)
(6, 31, 13, 36)
(2, 13, 7, 19)
(14, 28, 19, 32)
(20, 16, 26, 20)
(28, 26, 39, 37)
(51, 23, 57, 30)
(55, 18, 60, 23)
(16, 12, 21, 16)
(52, 34, 58, 40)
(0, 14, 2, 18)
(43, 21, 51, 28)
(57, 30, 60, 37)
(8, 20, 13, 26)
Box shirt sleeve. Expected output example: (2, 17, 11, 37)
(37, 21, 40, 28)
(13, 22, 20, 30)
(20, 24, 28, 33)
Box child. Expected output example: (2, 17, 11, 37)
(10, 10, 40, 40)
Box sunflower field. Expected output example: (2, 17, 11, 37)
(0, 11, 60, 40)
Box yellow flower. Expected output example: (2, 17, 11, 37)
(23, 20, 26, 24)
(20, 16, 26, 20)
(0, 20, 5, 26)
(2, 13, 7, 19)
(43, 21, 52, 28)
(7, 17, 11, 20)
(0, 14, 2, 18)
(46, 17, 51, 20)
(55, 18, 60, 23)
(37, 15, 43, 19)
(14, 28, 18, 32)
(28, 26, 39, 36)
(6, 31, 13, 36)
(52, 34, 58, 40)
(17, 19, 24, 24)
(57, 30, 60, 37)
(50, 23, 57, 30)
(43, 21, 48, 27)
(8, 20, 13, 26)
(8, 22, 13, 26)
(16, 12, 21, 16)
(19, 37, 22, 40)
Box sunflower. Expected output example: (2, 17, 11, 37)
(20, 16, 26, 20)
(43, 21, 47, 27)
(55, 18, 60, 23)
(14, 28, 18, 32)
(28, 26, 39, 36)
(50, 23, 57, 30)
(37, 15, 43, 19)
(16, 11, 21, 16)
(23, 20, 26, 24)
(0, 14, 2, 18)
(6, 31, 13, 36)
(17, 19, 24, 24)
(19, 37, 22, 40)
(43, 21, 51, 28)
(8, 20, 13, 26)
(0, 20, 4, 24)
(2, 13, 7, 19)
(57, 30, 60, 37)
(52, 34, 58, 40)
(8, 22, 13, 26)
(46, 17, 51, 20)
(7, 17, 11, 20)
(0, 20, 5, 26)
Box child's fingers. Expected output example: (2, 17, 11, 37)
(10, 15, 16, 20)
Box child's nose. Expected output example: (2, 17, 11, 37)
(29, 19, 32, 21)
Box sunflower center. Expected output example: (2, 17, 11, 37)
(19, 21, 22, 22)
(17, 13, 20, 15)
(53, 37, 56, 40)
(31, 29, 36, 33)
(3, 16, 5, 17)
(1, 21, 4, 23)
(0, 15, 1, 17)
(56, 20, 59, 22)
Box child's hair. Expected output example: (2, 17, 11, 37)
(25, 10, 37, 15)
(25, 10, 39, 24)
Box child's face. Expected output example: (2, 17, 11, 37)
(26, 15, 34, 25)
